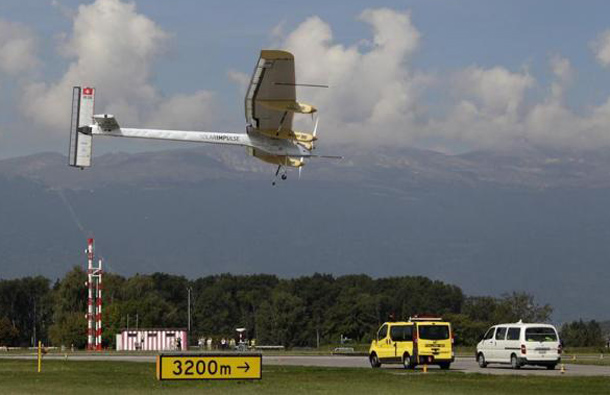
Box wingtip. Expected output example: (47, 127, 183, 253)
(260, 49, 294, 60)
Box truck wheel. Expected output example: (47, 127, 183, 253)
(370, 353, 381, 368)
(477, 353, 487, 368)
(402, 353, 414, 369)
(511, 354, 521, 369)
(439, 362, 451, 370)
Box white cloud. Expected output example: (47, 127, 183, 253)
(548, 55, 573, 101)
(227, 70, 250, 94)
(432, 56, 610, 150)
(281, 9, 428, 146)
(0, 19, 38, 75)
(522, 55, 610, 149)
(147, 91, 216, 129)
(592, 30, 610, 68)
(8, 3, 610, 154)
(422, 66, 534, 149)
(452, 67, 534, 117)
(21, 0, 216, 132)
(279, 12, 610, 152)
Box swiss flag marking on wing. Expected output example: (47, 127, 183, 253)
(83, 87, 94, 96)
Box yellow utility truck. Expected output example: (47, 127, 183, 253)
(369, 316, 454, 369)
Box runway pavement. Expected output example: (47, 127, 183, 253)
(1, 354, 609, 377)
(262, 355, 610, 376)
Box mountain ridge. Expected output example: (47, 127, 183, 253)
(4, 145, 610, 190)
(1, 146, 610, 323)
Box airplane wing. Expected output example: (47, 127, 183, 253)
(245, 50, 295, 133)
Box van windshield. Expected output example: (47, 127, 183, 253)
(418, 325, 450, 340)
(525, 327, 557, 342)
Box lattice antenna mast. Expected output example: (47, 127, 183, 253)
(96, 257, 103, 351)
(86, 238, 103, 351)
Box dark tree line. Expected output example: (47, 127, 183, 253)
(560, 320, 607, 348)
(0, 268, 556, 348)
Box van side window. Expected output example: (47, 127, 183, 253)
(507, 327, 520, 340)
(378, 324, 388, 340)
(496, 328, 506, 340)
(483, 327, 495, 340)
(495, 327, 507, 340)
(390, 325, 413, 341)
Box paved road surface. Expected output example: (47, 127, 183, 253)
(1, 354, 609, 377)
(263, 356, 610, 376)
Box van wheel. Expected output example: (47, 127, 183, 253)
(370, 353, 381, 368)
(402, 353, 414, 369)
(511, 354, 521, 369)
(546, 364, 556, 370)
(477, 353, 487, 368)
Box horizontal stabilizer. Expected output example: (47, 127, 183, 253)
(94, 114, 120, 131)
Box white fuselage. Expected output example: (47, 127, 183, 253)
(91, 126, 310, 158)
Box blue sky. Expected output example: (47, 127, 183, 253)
(2, 0, 610, 157)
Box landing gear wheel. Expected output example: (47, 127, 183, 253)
(369, 353, 381, 368)
(511, 354, 521, 369)
(281, 174, 287, 180)
(477, 353, 487, 368)
(402, 353, 414, 369)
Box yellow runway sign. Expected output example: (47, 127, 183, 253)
(156, 354, 262, 380)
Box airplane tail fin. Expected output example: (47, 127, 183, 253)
(68, 86, 95, 168)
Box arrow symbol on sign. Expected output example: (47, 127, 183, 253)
(238, 362, 250, 372)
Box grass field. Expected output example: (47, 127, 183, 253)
(0, 359, 609, 394)
(563, 358, 610, 366)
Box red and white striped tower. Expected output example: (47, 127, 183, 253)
(85, 238, 103, 351)
(86, 238, 95, 350)
(95, 258, 103, 351)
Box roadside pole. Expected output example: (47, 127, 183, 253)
(37, 341, 42, 373)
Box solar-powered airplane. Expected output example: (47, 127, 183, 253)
(68, 50, 340, 184)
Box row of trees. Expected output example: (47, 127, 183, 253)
(560, 320, 607, 347)
(1, 268, 598, 349)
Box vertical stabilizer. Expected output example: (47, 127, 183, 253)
(68, 86, 95, 168)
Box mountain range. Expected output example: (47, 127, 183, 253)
(1, 145, 610, 323)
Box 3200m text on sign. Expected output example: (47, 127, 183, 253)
(156, 354, 262, 380)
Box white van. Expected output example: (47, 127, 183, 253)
(476, 321, 561, 369)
